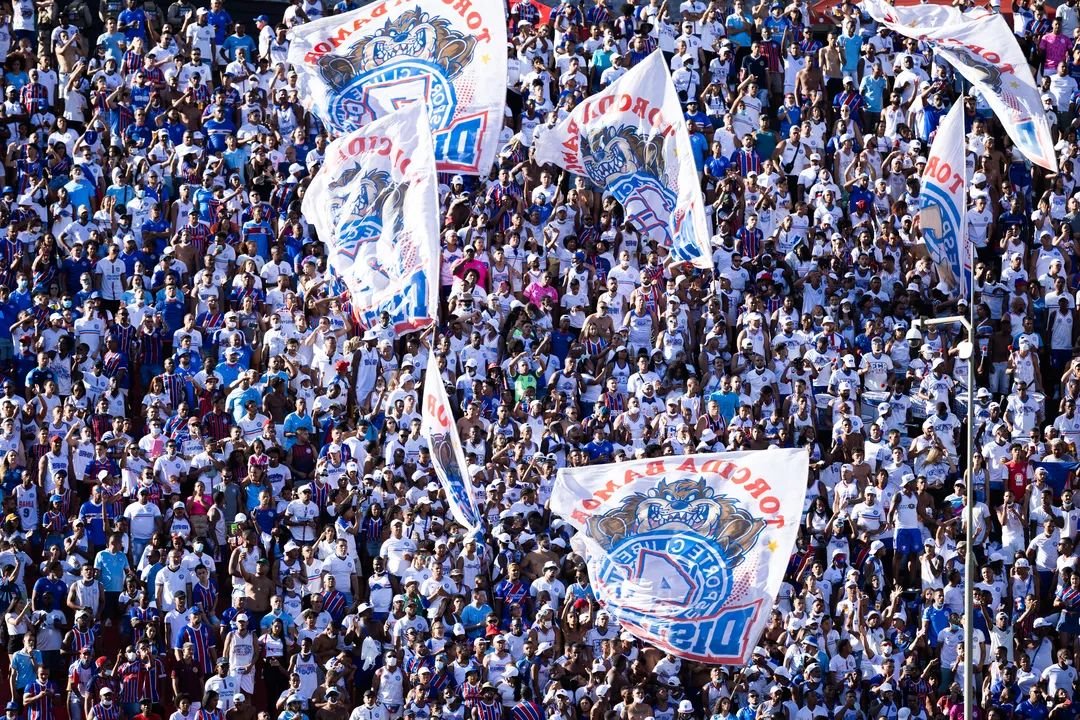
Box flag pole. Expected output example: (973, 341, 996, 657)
(962, 92, 975, 720)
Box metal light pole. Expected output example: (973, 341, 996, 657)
(906, 239, 976, 720)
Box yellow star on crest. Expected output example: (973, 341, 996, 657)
(767, 541, 779, 552)
(481, 54, 492, 64)
(1009, 80, 1020, 88)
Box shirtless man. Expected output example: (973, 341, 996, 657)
(794, 56, 825, 107)
(817, 33, 844, 99)
(456, 401, 486, 439)
(519, 534, 560, 581)
(242, 559, 275, 617)
(625, 685, 654, 720)
(582, 300, 615, 342)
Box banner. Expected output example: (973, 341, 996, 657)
(302, 102, 439, 334)
(287, 0, 506, 175)
(861, 0, 1058, 172)
(918, 99, 971, 297)
(422, 346, 484, 533)
(551, 450, 808, 663)
(1031, 461, 1079, 498)
(533, 51, 713, 269)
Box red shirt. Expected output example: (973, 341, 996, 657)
(1004, 458, 1030, 497)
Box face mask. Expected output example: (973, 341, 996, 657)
(436, 661, 445, 671)
(387, 658, 397, 667)
(126, 651, 136, 661)
(102, 701, 113, 708)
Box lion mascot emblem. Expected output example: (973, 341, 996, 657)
(317, 8, 477, 92)
(579, 125, 667, 187)
(587, 478, 766, 568)
(330, 169, 410, 262)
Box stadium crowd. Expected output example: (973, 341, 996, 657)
(3, 0, 1080, 718)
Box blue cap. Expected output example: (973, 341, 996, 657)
(2, 187, 13, 195)
(89, 291, 101, 299)
(50, 494, 61, 502)
(6, 703, 18, 711)
(573, 251, 585, 261)
(254, 14, 269, 22)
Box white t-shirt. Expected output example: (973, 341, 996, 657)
(155, 565, 191, 611)
(285, 499, 319, 543)
(123, 501, 162, 539)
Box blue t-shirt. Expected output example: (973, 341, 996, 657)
(259, 609, 294, 632)
(203, 117, 237, 153)
(860, 76, 887, 113)
(460, 603, 493, 640)
(206, 8, 233, 44)
(32, 576, 67, 609)
(118, 7, 148, 41)
(64, 178, 95, 210)
(94, 550, 130, 592)
(689, 132, 709, 172)
(11, 649, 42, 690)
(78, 500, 115, 545)
(61, 257, 92, 290)
(283, 412, 314, 450)
(921, 604, 950, 646)
(841, 34, 863, 72)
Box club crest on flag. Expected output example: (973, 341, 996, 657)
(587, 478, 764, 621)
(918, 184, 963, 289)
(579, 126, 679, 244)
(326, 169, 407, 264)
(917, 100, 970, 296)
(552, 450, 807, 663)
(301, 102, 440, 333)
(533, 52, 713, 268)
(316, 9, 474, 134)
(288, 0, 506, 174)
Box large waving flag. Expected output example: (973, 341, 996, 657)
(918, 99, 971, 298)
(301, 102, 439, 334)
(287, 0, 506, 175)
(861, 0, 1057, 172)
(551, 450, 808, 663)
(422, 347, 484, 533)
(534, 51, 713, 269)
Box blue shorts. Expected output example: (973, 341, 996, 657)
(895, 528, 922, 555)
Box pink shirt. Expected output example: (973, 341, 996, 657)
(523, 281, 558, 306)
(1041, 32, 1071, 70)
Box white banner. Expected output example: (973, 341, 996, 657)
(919, 99, 971, 297)
(551, 451, 808, 664)
(421, 347, 484, 533)
(534, 51, 713, 269)
(862, 0, 1057, 172)
(302, 102, 439, 334)
(287, 0, 506, 175)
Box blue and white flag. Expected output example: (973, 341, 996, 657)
(422, 346, 484, 533)
(301, 102, 439, 334)
(862, 0, 1057, 172)
(551, 451, 807, 663)
(533, 51, 713, 270)
(287, 0, 506, 175)
(918, 99, 971, 298)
